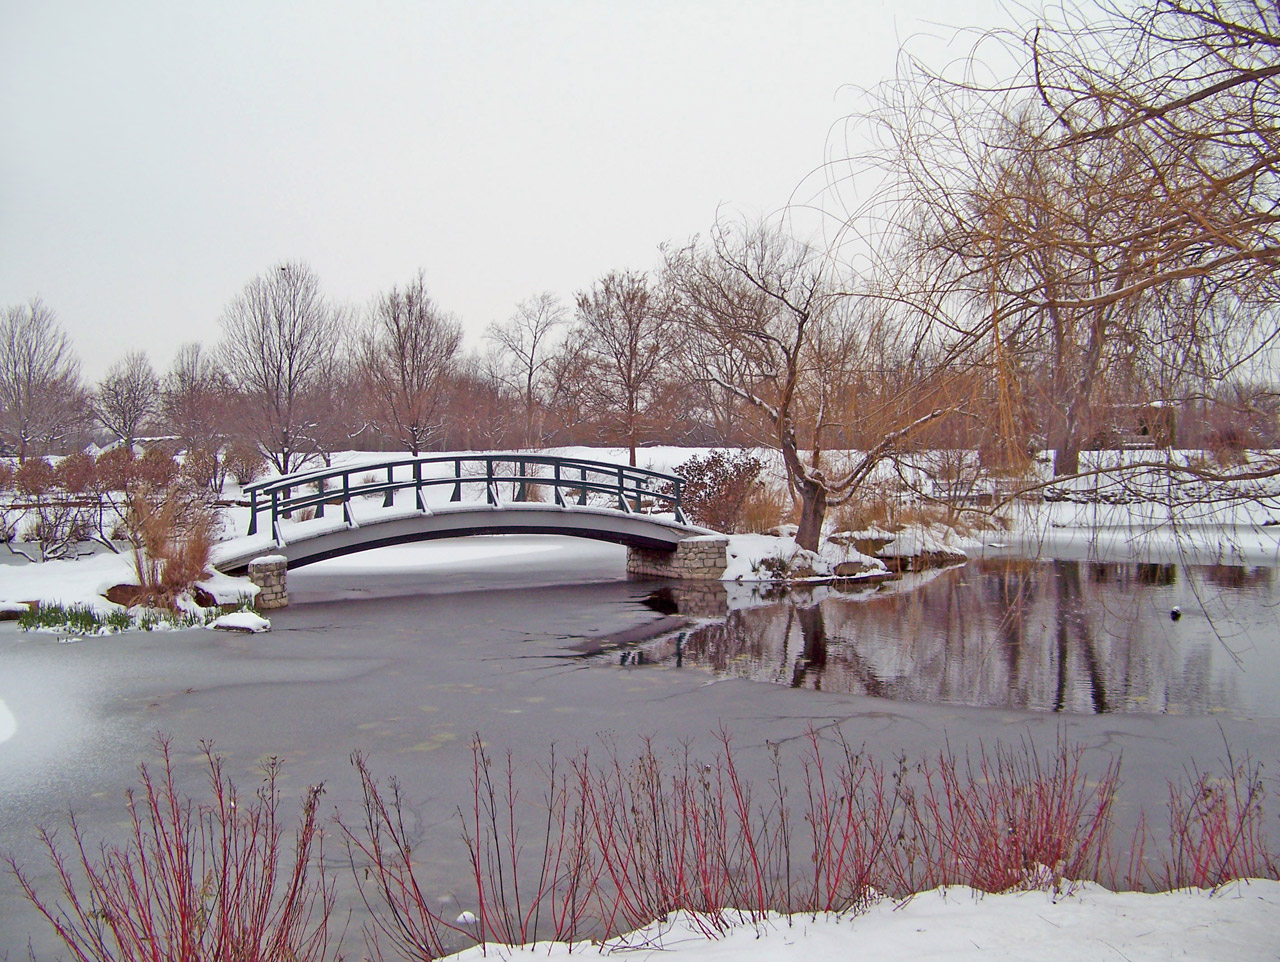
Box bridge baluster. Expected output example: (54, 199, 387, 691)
(316, 476, 326, 518)
(515, 459, 526, 502)
(578, 467, 588, 505)
(342, 473, 353, 527)
(247, 488, 258, 536)
(414, 461, 425, 512)
(451, 460, 462, 502)
(383, 465, 394, 508)
(486, 458, 496, 505)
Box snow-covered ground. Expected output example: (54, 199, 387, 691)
(444, 881, 1280, 962)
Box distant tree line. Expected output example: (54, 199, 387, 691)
(0, 263, 751, 473)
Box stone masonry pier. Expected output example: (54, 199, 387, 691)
(626, 535, 729, 581)
(248, 556, 289, 609)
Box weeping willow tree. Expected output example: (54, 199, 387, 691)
(828, 0, 1280, 481)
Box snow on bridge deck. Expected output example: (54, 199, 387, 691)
(211, 500, 711, 573)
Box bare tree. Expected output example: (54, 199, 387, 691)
(159, 342, 236, 490)
(94, 351, 160, 448)
(438, 358, 523, 450)
(161, 343, 231, 450)
(542, 327, 594, 444)
(666, 224, 959, 551)
(358, 271, 462, 456)
(217, 262, 344, 475)
(485, 292, 566, 448)
(308, 342, 368, 465)
(918, 107, 1188, 474)
(0, 297, 88, 461)
(572, 271, 669, 466)
(1027, 0, 1280, 469)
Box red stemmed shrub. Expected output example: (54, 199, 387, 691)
(5, 737, 334, 962)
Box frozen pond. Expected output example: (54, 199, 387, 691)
(2, 536, 1279, 956)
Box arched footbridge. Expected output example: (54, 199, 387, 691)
(211, 453, 714, 573)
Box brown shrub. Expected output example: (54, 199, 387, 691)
(54, 452, 97, 493)
(673, 450, 766, 532)
(137, 447, 180, 487)
(1208, 428, 1248, 467)
(0, 460, 15, 491)
(834, 495, 956, 534)
(159, 512, 217, 593)
(225, 441, 266, 486)
(93, 446, 136, 492)
(14, 458, 55, 497)
(832, 492, 897, 532)
(739, 482, 791, 533)
(179, 446, 219, 490)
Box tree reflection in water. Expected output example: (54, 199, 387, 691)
(627, 560, 1278, 715)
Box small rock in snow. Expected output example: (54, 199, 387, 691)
(208, 611, 271, 633)
(456, 911, 478, 925)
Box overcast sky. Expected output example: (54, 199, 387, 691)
(2, 0, 1009, 381)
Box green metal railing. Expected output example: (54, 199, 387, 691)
(242, 452, 688, 541)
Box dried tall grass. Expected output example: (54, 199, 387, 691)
(127, 477, 221, 608)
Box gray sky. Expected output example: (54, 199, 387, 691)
(2, 0, 1007, 381)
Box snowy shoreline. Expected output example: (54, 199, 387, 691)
(440, 880, 1280, 962)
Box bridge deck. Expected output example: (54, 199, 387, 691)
(212, 501, 711, 573)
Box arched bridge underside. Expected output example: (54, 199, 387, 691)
(213, 502, 711, 573)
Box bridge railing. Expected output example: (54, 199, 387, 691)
(242, 452, 688, 540)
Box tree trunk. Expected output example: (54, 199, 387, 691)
(797, 604, 828, 669)
(1053, 396, 1087, 477)
(790, 603, 828, 688)
(1054, 436, 1081, 477)
(795, 482, 827, 552)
